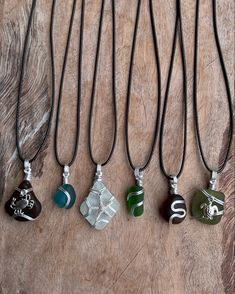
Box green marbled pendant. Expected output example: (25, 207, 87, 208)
(127, 185, 144, 217)
(53, 184, 76, 209)
(191, 189, 225, 225)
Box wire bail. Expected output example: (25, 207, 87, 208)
(95, 164, 103, 181)
(209, 171, 218, 190)
(24, 160, 32, 182)
(134, 168, 144, 187)
(169, 176, 178, 195)
(63, 165, 70, 184)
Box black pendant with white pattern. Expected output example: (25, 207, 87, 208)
(5, 180, 42, 222)
(163, 194, 187, 224)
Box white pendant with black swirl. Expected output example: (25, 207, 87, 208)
(163, 194, 187, 224)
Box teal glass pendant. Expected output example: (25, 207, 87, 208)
(127, 169, 144, 217)
(53, 166, 76, 209)
(191, 171, 224, 225)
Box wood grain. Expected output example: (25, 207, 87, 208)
(0, 0, 234, 293)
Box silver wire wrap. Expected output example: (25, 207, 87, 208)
(63, 165, 70, 184)
(169, 176, 178, 195)
(134, 168, 144, 187)
(24, 160, 32, 182)
(95, 164, 103, 181)
(209, 171, 218, 190)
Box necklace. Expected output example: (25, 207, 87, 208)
(159, 0, 187, 224)
(5, 0, 54, 221)
(191, 0, 233, 225)
(51, 0, 84, 209)
(125, 0, 161, 218)
(79, 0, 119, 230)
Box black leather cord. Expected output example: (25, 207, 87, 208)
(16, 0, 54, 163)
(193, 0, 233, 174)
(159, 0, 187, 180)
(88, 0, 117, 167)
(52, 0, 85, 167)
(125, 0, 161, 172)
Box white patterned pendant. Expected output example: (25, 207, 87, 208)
(80, 165, 119, 230)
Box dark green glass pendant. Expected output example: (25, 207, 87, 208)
(53, 184, 76, 209)
(127, 185, 144, 217)
(191, 189, 224, 225)
(127, 169, 144, 217)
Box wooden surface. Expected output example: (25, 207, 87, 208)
(0, 0, 234, 293)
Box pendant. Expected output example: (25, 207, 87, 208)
(5, 160, 42, 222)
(191, 171, 224, 225)
(53, 166, 76, 209)
(127, 169, 144, 217)
(162, 176, 187, 224)
(80, 165, 119, 230)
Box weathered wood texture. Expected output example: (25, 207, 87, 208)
(0, 0, 234, 293)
